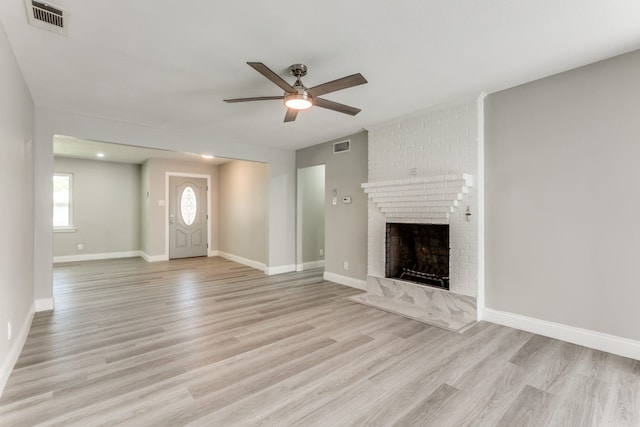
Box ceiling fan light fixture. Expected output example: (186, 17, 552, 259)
(224, 62, 367, 122)
(284, 92, 313, 110)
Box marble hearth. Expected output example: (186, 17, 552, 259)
(349, 277, 477, 332)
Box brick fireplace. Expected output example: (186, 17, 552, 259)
(350, 98, 483, 332)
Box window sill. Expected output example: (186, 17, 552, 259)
(53, 227, 77, 233)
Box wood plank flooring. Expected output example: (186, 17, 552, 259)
(1, 256, 639, 426)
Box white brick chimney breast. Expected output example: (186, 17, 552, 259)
(350, 98, 483, 332)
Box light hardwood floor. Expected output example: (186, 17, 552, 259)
(1, 257, 638, 426)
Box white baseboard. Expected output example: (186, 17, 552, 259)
(35, 297, 54, 312)
(323, 272, 367, 290)
(54, 251, 143, 264)
(140, 252, 169, 262)
(296, 260, 325, 272)
(217, 251, 266, 272)
(208, 250, 219, 257)
(265, 264, 296, 275)
(484, 308, 640, 361)
(0, 303, 35, 398)
(305, 260, 325, 270)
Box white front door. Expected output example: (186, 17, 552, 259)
(169, 176, 207, 259)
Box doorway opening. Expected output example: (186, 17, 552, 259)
(296, 164, 325, 271)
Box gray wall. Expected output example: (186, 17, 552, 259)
(299, 165, 325, 264)
(33, 108, 295, 303)
(218, 160, 268, 264)
(141, 158, 219, 257)
(141, 159, 218, 257)
(296, 131, 368, 282)
(0, 22, 35, 394)
(53, 157, 141, 257)
(485, 49, 640, 341)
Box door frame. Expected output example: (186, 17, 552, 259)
(296, 167, 303, 271)
(164, 172, 212, 259)
(295, 164, 325, 272)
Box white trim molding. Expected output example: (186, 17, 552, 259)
(35, 297, 54, 312)
(296, 260, 325, 272)
(0, 303, 35, 398)
(323, 272, 367, 290)
(476, 92, 487, 321)
(484, 308, 640, 361)
(140, 252, 169, 262)
(217, 251, 266, 272)
(52, 227, 77, 233)
(53, 251, 143, 264)
(266, 264, 296, 275)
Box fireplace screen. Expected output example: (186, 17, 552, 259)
(385, 223, 449, 290)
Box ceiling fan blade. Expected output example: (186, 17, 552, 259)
(223, 96, 284, 103)
(284, 108, 298, 122)
(307, 73, 367, 97)
(314, 98, 362, 116)
(247, 62, 297, 93)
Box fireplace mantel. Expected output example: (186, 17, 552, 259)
(362, 174, 473, 222)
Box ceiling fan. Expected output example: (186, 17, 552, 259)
(224, 62, 367, 123)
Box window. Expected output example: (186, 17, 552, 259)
(53, 173, 73, 229)
(181, 186, 197, 226)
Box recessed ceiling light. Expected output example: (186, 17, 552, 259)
(201, 155, 214, 159)
(96, 153, 105, 158)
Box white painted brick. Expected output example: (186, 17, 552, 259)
(366, 99, 480, 297)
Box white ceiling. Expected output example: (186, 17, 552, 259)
(53, 135, 231, 165)
(2, 1, 640, 151)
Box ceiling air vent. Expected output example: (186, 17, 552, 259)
(25, 0, 68, 35)
(333, 140, 350, 154)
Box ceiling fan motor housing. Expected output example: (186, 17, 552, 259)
(289, 64, 308, 78)
(284, 64, 312, 110)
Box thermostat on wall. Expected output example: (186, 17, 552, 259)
(342, 196, 352, 204)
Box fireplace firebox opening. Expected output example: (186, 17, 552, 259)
(385, 223, 449, 290)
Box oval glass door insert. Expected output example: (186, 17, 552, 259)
(181, 186, 197, 225)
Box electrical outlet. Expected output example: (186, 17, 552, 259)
(77, 244, 84, 251)
(319, 248, 324, 258)
(343, 261, 349, 271)
(7, 322, 11, 341)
